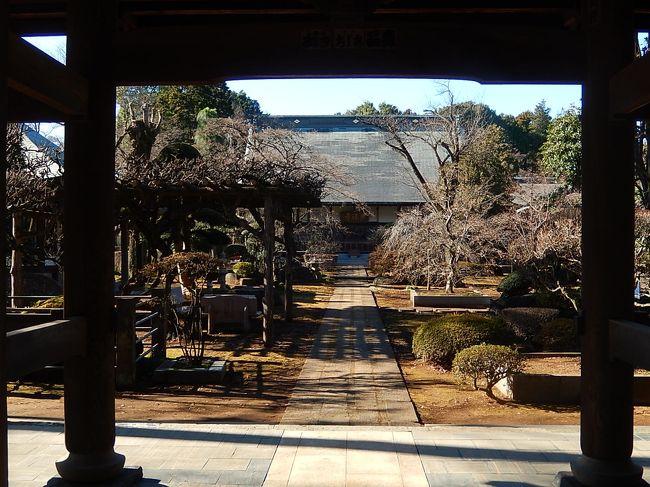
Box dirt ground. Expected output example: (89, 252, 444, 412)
(11, 279, 650, 427)
(374, 285, 650, 426)
(7, 283, 334, 423)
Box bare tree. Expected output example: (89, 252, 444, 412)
(369, 86, 514, 292)
(635, 209, 650, 286)
(117, 115, 333, 261)
(501, 190, 582, 311)
(116, 102, 162, 162)
(635, 120, 650, 209)
(6, 123, 64, 303)
(373, 180, 499, 289)
(294, 208, 347, 256)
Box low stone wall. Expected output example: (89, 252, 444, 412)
(496, 373, 650, 406)
(410, 290, 492, 309)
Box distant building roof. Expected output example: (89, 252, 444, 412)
(22, 125, 64, 176)
(266, 116, 435, 205)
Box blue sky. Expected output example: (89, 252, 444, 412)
(26, 35, 581, 120)
(227, 79, 581, 117)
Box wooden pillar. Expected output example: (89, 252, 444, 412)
(284, 212, 295, 322)
(56, 1, 126, 482)
(1, 2, 9, 483)
(570, 1, 642, 485)
(115, 298, 137, 389)
(263, 196, 275, 347)
(133, 229, 144, 271)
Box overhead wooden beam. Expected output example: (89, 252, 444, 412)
(7, 33, 87, 120)
(113, 22, 586, 84)
(611, 54, 650, 116)
(6, 91, 70, 122)
(124, 6, 571, 17)
(6, 317, 86, 380)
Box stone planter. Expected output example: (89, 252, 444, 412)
(410, 289, 492, 309)
(153, 358, 227, 385)
(496, 372, 650, 406)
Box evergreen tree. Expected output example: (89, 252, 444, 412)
(540, 107, 582, 189)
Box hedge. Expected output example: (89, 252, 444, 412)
(412, 313, 513, 368)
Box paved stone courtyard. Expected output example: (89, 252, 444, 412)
(8, 265, 650, 485)
(9, 421, 650, 486)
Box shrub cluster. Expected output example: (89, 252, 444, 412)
(412, 313, 512, 368)
(496, 271, 531, 296)
(232, 261, 256, 278)
(535, 288, 581, 313)
(224, 244, 249, 260)
(534, 318, 579, 352)
(452, 344, 524, 394)
(499, 307, 560, 345)
(534, 290, 568, 310)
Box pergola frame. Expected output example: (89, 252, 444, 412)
(5, 1, 650, 485)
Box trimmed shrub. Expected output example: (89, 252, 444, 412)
(499, 307, 560, 345)
(224, 244, 249, 260)
(412, 313, 512, 368)
(232, 261, 257, 278)
(534, 318, 579, 352)
(535, 289, 580, 313)
(496, 271, 531, 297)
(452, 344, 524, 394)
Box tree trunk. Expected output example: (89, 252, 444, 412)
(444, 267, 455, 294)
(10, 212, 25, 308)
(120, 221, 129, 289)
(130, 229, 141, 274)
(426, 248, 431, 291)
(263, 196, 275, 347)
(284, 216, 294, 322)
(444, 246, 456, 294)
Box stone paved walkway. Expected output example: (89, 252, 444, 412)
(281, 266, 418, 426)
(9, 421, 650, 486)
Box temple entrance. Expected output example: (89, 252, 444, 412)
(5, 2, 650, 486)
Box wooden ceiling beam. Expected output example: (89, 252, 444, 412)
(124, 6, 570, 16)
(127, 8, 315, 16)
(610, 54, 650, 117)
(7, 33, 88, 121)
(113, 22, 586, 85)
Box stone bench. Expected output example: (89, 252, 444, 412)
(201, 294, 259, 334)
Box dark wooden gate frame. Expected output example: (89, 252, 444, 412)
(6, 1, 650, 485)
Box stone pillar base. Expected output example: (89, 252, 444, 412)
(557, 455, 646, 487)
(55, 451, 126, 483)
(47, 467, 142, 487)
